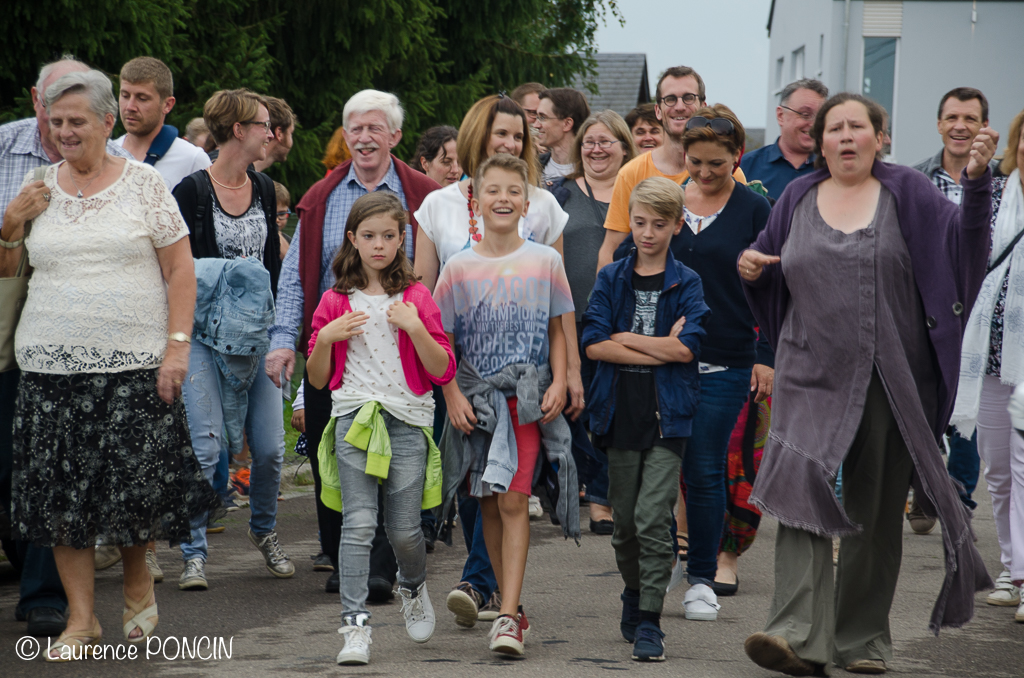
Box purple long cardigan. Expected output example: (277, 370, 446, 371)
(743, 160, 993, 634)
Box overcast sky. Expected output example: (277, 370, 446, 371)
(594, 0, 772, 127)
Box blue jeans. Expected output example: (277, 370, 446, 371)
(335, 409, 427, 618)
(181, 342, 285, 562)
(572, 322, 609, 506)
(947, 429, 979, 510)
(684, 368, 752, 585)
(457, 489, 498, 599)
(214, 448, 231, 499)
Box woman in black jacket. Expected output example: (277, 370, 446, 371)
(170, 89, 292, 592)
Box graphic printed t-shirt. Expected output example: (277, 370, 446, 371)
(596, 270, 684, 455)
(434, 240, 574, 377)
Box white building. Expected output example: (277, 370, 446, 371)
(764, 0, 1024, 164)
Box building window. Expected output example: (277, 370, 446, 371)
(774, 57, 785, 94)
(791, 46, 805, 81)
(817, 34, 825, 77)
(862, 37, 896, 115)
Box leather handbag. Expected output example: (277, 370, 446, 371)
(0, 166, 46, 372)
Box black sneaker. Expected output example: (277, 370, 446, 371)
(312, 552, 335, 572)
(325, 570, 340, 593)
(620, 587, 640, 642)
(367, 575, 395, 603)
(632, 620, 665, 662)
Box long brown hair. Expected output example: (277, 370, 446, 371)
(457, 94, 540, 186)
(331, 193, 419, 296)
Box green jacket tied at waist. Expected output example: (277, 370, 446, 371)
(317, 400, 442, 512)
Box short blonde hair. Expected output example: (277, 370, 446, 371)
(203, 89, 267, 146)
(1001, 108, 1024, 176)
(473, 153, 529, 194)
(120, 56, 173, 100)
(629, 177, 686, 223)
(569, 110, 639, 180)
(185, 117, 208, 140)
(458, 95, 540, 186)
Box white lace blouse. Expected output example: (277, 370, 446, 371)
(15, 160, 190, 374)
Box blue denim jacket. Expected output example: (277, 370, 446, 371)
(194, 258, 276, 457)
(581, 248, 709, 439)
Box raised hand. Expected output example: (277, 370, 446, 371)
(966, 127, 1000, 180)
(738, 249, 781, 282)
(386, 301, 423, 333)
(321, 310, 368, 343)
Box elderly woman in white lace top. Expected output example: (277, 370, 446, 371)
(2, 69, 220, 661)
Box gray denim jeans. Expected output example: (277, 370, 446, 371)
(335, 408, 428, 619)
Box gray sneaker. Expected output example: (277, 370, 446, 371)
(399, 582, 435, 643)
(94, 544, 122, 570)
(446, 581, 484, 628)
(478, 590, 502, 622)
(146, 548, 164, 583)
(179, 558, 208, 590)
(248, 529, 295, 578)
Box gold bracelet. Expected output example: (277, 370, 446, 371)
(168, 332, 192, 344)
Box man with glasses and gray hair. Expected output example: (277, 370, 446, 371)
(264, 90, 440, 596)
(596, 66, 748, 271)
(740, 79, 828, 201)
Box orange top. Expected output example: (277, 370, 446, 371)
(603, 152, 747, 233)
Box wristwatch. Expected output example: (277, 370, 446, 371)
(168, 332, 191, 344)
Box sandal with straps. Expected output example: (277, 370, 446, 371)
(46, 617, 103, 662)
(123, 577, 159, 643)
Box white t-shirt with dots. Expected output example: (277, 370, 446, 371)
(330, 289, 434, 426)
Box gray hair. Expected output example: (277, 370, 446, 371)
(44, 70, 119, 124)
(35, 54, 84, 101)
(780, 79, 829, 105)
(343, 89, 404, 133)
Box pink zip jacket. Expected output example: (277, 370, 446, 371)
(308, 282, 456, 393)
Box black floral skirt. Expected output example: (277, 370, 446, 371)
(12, 369, 224, 548)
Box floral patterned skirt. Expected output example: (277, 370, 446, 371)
(12, 368, 223, 548)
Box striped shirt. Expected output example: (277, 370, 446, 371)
(0, 117, 133, 215)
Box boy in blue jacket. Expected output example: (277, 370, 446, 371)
(582, 177, 709, 662)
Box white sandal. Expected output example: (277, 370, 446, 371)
(123, 577, 159, 643)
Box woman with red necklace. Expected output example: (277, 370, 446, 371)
(413, 93, 584, 630)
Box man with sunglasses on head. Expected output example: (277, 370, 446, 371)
(596, 66, 747, 272)
(740, 79, 827, 201)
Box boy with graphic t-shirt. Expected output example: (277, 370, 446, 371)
(434, 154, 576, 657)
(582, 177, 708, 662)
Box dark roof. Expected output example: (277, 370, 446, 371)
(572, 53, 650, 117)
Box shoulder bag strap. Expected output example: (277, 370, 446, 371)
(988, 229, 1024, 276)
(581, 176, 608, 226)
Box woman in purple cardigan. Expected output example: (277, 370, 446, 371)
(736, 93, 998, 676)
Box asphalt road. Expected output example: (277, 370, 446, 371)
(2, 479, 1022, 676)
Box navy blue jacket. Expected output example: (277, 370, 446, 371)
(582, 248, 710, 439)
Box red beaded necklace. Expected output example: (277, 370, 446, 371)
(466, 183, 482, 242)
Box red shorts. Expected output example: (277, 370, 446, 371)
(506, 396, 541, 496)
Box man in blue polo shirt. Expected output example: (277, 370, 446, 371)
(740, 79, 828, 201)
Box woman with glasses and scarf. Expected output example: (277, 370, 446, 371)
(614, 104, 773, 621)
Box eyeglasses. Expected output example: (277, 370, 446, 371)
(581, 139, 622, 151)
(535, 112, 563, 124)
(685, 116, 735, 135)
(276, 209, 292, 218)
(241, 120, 272, 131)
(780, 105, 815, 121)
(522, 109, 538, 118)
(658, 93, 700, 107)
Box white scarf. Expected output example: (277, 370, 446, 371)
(952, 169, 1024, 437)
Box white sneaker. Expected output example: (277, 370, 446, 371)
(683, 583, 721, 621)
(179, 558, 208, 590)
(528, 495, 543, 519)
(399, 582, 435, 643)
(337, 615, 372, 665)
(986, 570, 1021, 606)
(666, 557, 686, 593)
(1016, 599, 1024, 623)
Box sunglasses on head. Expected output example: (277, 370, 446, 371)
(685, 116, 735, 136)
